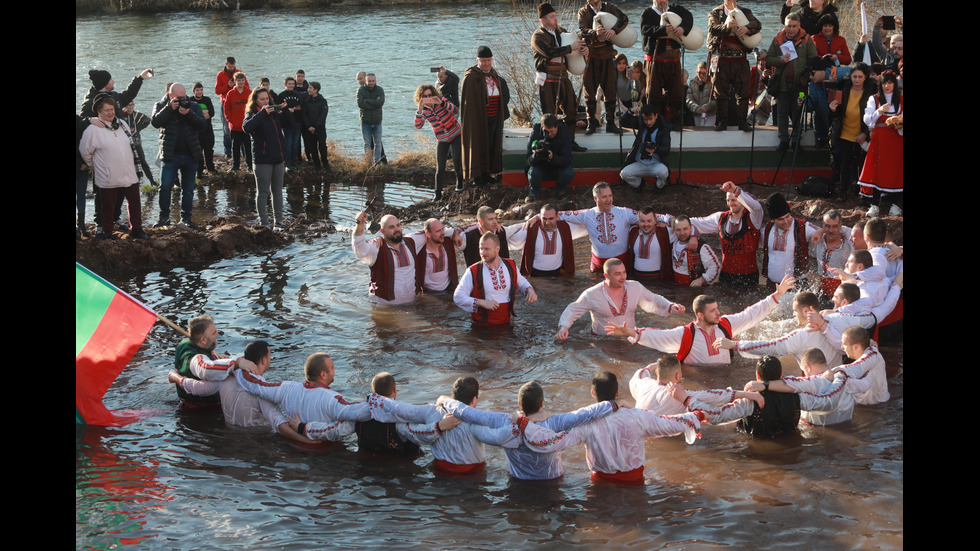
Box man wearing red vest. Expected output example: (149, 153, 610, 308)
(353, 211, 425, 305)
(670, 215, 721, 286)
(606, 274, 795, 365)
(411, 218, 461, 293)
(454, 232, 537, 326)
(506, 204, 579, 277)
(626, 206, 674, 280)
(690, 181, 764, 288)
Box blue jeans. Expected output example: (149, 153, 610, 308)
(284, 126, 301, 166)
(362, 123, 383, 163)
(809, 81, 829, 141)
(159, 152, 199, 222)
(220, 106, 231, 156)
(527, 164, 574, 196)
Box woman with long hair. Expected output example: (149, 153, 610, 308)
(414, 83, 462, 200)
(78, 93, 147, 239)
(243, 87, 292, 229)
(828, 63, 876, 200)
(857, 70, 902, 216)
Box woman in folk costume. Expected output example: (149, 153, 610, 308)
(857, 70, 903, 217)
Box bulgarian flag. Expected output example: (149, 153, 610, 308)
(76, 263, 158, 427)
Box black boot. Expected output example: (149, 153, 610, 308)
(604, 101, 621, 134)
(77, 215, 90, 238)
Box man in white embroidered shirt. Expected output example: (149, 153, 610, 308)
(454, 232, 537, 326)
(606, 274, 795, 365)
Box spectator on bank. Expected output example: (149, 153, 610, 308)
(214, 57, 247, 158)
(302, 81, 330, 172)
(244, 87, 292, 230)
(223, 71, 252, 172)
(414, 84, 463, 200)
(687, 61, 716, 128)
(436, 66, 460, 108)
(279, 77, 304, 169)
(829, 63, 875, 200)
(190, 82, 217, 176)
(79, 93, 147, 240)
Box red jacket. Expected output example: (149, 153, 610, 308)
(214, 68, 248, 102)
(223, 86, 251, 132)
(814, 34, 851, 66)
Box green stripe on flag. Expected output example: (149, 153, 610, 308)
(76, 264, 116, 358)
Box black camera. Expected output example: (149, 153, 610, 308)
(530, 138, 552, 165)
(641, 141, 656, 160)
(178, 96, 191, 109)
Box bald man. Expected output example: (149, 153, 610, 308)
(151, 81, 208, 227)
(353, 211, 427, 304)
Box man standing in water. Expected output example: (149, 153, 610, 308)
(352, 211, 425, 304)
(606, 274, 795, 365)
(556, 258, 684, 340)
(169, 340, 318, 444)
(454, 232, 537, 326)
(689, 181, 765, 288)
(558, 182, 639, 277)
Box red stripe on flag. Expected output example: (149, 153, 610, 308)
(76, 292, 156, 426)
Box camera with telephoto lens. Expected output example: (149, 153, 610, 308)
(530, 138, 552, 165)
(178, 96, 191, 109)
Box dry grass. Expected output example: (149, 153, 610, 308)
(491, 0, 586, 127)
(836, 0, 904, 50)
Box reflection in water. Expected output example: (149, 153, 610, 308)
(78, 183, 902, 548)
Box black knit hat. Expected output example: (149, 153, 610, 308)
(89, 69, 111, 90)
(537, 2, 556, 18)
(766, 193, 791, 220)
(477, 45, 493, 58)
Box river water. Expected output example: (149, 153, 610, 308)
(76, 5, 903, 550)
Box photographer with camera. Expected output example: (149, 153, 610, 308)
(766, 12, 818, 152)
(620, 103, 671, 192)
(414, 84, 462, 200)
(151, 82, 209, 228)
(525, 114, 574, 201)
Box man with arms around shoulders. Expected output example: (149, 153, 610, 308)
(606, 274, 796, 365)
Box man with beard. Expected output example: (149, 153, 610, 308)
(455, 206, 516, 268)
(352, 211, 426, 305)
(690, 181, 764, 288)
(606, 274, 795, 365)
(506, 204, 582, 277)
(762, 192, 819, 289)
(626, 206, 673, 281)
(670, 215, 720, 287)
(579, 0, 629, 135)
(454, 232, 538, 326)
(556, 258, 683, 340)
(410, 218, 461, 293)
(532, 3, 588, 151)
(460, 46, 510, 186)
(172, 314, 229, 405)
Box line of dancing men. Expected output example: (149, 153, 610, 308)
(167, 181, 902, 484)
